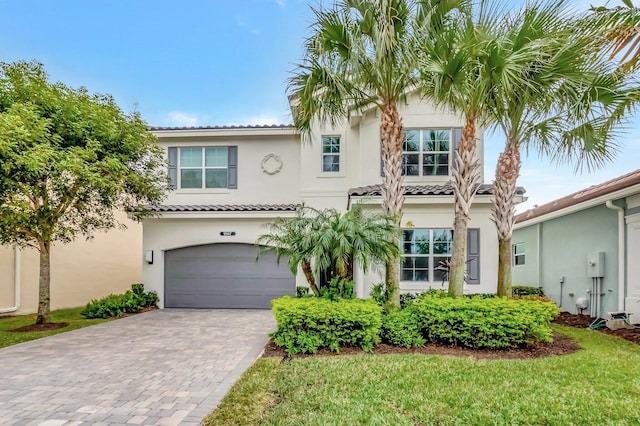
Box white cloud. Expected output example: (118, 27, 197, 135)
(235, 15, 261, 35)
(166, 111, 199, 127)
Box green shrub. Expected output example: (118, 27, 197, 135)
(319, 276, 354, 301)
(382, 308, 425, 348)
(296, 286, 309, 298)
(271, 296, 382, 355)
(411, 295, 559, 349)
(513, 285, 545, 296)
(81, 283, 158, 319)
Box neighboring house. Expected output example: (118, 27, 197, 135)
(512, 169, 640, 323)
(0, 211, 142, 316)
(143, 94, 524, 309)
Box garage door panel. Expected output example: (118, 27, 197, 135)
(164, 243, 294, 309)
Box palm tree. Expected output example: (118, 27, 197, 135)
(288, 0, 463, 305)
(257, 205, 400, 296)
(590, 0, 640, 70)
(416, 1, 512, 296)
(489, 1, 633, 297)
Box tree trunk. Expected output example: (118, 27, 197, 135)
(301, 259, 320, 296)
(36, 241, 51, 324)
(449, 114, 482, 297)
(492, 141, 521, 298)
(497, 238, 512, 297)
(380, 102, 404, 307)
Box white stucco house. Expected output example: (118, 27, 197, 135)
(142, 94, 522, 309)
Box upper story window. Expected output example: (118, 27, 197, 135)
(402, 129, 450, 176)
(513, 242, 525, 266)
(322, 136, 340, 172)
(167, 146, 238, 190)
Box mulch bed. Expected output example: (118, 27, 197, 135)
(553, 311, 640, 345)
(261, 312, 640, 361)
(10, 322, 69, 332)
(262, 332, 581, 360)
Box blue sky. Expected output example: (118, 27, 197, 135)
(0, 0, 637, 211)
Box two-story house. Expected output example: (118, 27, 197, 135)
(142, 94, 520, 309)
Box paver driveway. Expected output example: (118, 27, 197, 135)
(0, 309, 275, 426)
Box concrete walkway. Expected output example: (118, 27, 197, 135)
(0, 309, 276, 426)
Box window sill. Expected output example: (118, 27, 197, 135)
(174, 189, 231, 194)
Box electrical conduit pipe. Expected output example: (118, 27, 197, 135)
(0, 246, 21, 314)
(605, 200, 625, 312)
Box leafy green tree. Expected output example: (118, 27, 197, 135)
(257, 205, 400, 296)
(0, 61, 167, 324)
(487, 2, 634, 296)
(287, 0, 462, 305)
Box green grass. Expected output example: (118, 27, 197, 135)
(0, 307, 110, 349)
(206, 325, 640, 425)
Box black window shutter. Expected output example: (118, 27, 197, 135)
(167, 147, 177, 189)
(228, 146, 238, 189)
(466, 228, 480, 284)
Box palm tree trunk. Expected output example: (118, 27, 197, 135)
(492, 141, 521, 298)
(301, 259, 320, 296)
(380, 102, 404, 307)
(449, 114, 482, 297)
(36, 241, 51, 324)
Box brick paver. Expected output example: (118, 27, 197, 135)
(0, 309, 275, 425)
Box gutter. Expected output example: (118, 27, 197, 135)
(0, 246, 21, 314)
(605, 200, 625, 311)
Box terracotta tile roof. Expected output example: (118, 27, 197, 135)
(146, 204, 300, 213)
(348, 183, 526, 197)
(515, 169, 640, 224)
(150, 124, 294, 131)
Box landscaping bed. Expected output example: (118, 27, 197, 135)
(554, 311, 640, 345)
(263, 331, 580, 359)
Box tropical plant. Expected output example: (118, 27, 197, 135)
(590, 0, 640, 70)
(256, 204, 400, 296)
(488, 1, 635, 296)
(416, 0, 500, 296)
(287, 0, 463, 305)
(0, 61, 167, 324)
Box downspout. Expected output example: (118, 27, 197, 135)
(605, 200, 625, 312)
(537, 223, 542, 287)
(0, 246, 21, 314)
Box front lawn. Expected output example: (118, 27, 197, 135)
(0, 307, 110, 349)
(204, 325, 640, 425)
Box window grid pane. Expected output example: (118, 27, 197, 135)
(179, 147, 229, 189)
(402, 129, 451, 177)
(401, 228, 453, 283)
(322, 136, 340, 172)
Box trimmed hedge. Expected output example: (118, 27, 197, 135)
(382, 308, 426, 348)
(271, 296, 382, 355)
(406, 295, 559, 349)
(513, 285, 545, 296)
(81, 283, 158, 319)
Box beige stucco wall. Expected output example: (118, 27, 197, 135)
(157, 129, 301, 206)
(0, 212, 142, 316)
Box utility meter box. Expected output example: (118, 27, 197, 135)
(587, 251, 605, 278)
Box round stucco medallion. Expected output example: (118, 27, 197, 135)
(261, 153, 283, 175)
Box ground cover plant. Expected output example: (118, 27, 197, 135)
(81, 283, 158, 319)
(0, 307, 109, 349)
(205, 326, 640, 425)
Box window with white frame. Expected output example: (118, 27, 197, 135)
(402, 129, 451, 176)
(513, 242, 525, 266)
(322, 136, 340, 172)
(179, 147, 229, 189)
(401, 228, 453, 282)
